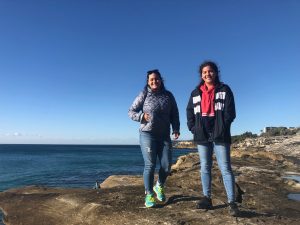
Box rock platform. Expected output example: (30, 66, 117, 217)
(1, 134, 300, 225)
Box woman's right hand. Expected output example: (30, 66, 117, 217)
(144, 113, 151, 122)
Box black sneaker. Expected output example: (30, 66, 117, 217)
(228, 202, 239, 217)
(196, 196, 212, 210)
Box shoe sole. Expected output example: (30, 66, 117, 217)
(196, 203, 213, 210)
(145, 203, 156, 208)
(196, 206, 213, 210)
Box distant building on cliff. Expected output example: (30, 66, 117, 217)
(263, 126, 297, 133)
(262, 126, 299, 136)
(263, 127, 281, 133)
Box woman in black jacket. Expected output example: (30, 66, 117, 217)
(186, 61, 239, 216)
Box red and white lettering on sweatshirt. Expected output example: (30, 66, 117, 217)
(200, 84, 215, 117)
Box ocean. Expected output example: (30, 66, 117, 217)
(0, 144, 196, 192)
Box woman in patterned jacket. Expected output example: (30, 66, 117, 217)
(129, 69, 180, 208)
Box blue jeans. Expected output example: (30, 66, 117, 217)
(139, 131, 172, 194)
(197, 143, 235, 203)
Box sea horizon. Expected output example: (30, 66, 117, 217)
(0, 144, 196, 192)
(0, 143, 140, 146)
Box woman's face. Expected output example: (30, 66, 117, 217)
(148, 73, 161, 91)
(201, 65, 216, 85)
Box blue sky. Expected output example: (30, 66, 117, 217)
(0, 0, 299, 144)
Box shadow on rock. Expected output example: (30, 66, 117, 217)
(210, 203, 227, 210)
(164, 195, 201, 206)
(238, 209, 275, 218)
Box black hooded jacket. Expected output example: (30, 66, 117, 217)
(186, 83, 236, 144)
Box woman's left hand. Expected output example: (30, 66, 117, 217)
(173, 132, 180, 140)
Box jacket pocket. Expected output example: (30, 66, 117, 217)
(213, 122, 225, 141)
(191, 126, 196, 134)
(140, 122, 150, 132)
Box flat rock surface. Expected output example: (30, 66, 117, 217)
(1, 134, 300, 225)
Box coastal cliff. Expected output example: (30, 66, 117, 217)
(0, 134, 300, 225)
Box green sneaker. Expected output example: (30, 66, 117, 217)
(154, 185, 166, 202)
(145, 193, 156, 208)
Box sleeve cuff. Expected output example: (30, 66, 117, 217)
(139, 113, 144, 122)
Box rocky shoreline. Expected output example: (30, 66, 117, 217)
(0, 134, 300, 225)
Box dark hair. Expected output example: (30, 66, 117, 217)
(199, 61, 221, 85)
(144, 69, 166, 90)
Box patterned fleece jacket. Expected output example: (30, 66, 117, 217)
(128, 88, 180, 137)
